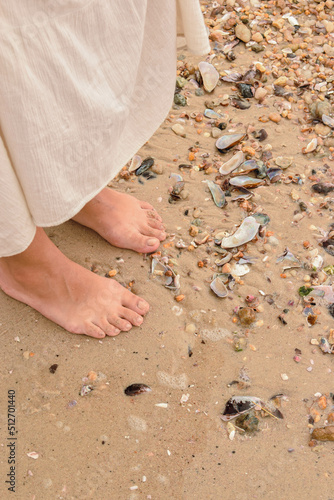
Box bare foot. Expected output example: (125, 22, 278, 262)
(0, 228, 149, 338)
(73, 189, 166, 253)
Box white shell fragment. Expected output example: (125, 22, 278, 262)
(219, 151, 245, 175)
(303, 138, 317, 154)
(322, 114, 334, 128)
(220, 216, 260, 248)
(198, 61, 219, 92)
(129, 154, 142, 173)
(27, 452, 39, 459)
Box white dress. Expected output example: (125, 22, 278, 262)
(0, 0, 209, 257)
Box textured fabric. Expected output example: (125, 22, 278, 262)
(0, 0, 209, 257)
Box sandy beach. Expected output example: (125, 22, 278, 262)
(1, 0, 334, 498)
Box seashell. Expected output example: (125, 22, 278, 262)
(135, 157, 154, 176)
(322, 114, 334, 128)
(207, 180, 226, 208)
(237, 83, 254, 99)
(229, 176, 265, 189)
(312, 255, 323, 271)
(215, 252, 233, 266)
(252, 213, 270, 225)
(79, 385, 93, 396)
(231, 187, 253, 201)
(221, 72, 243, 83)
(216, 133, 246, 153)
(170, 173, 183, 182)
(221, 216, 260, 248)
(129, 154, 142, 173)
(194, 231, 210, 245)
(210, 276, 228, 298)
(176, 239, 187, 249)
(252, 128, 268, 141)
(124, 383, 152, 396)
(267, 167, 282, 182)
(198, 61, 219, 92)
(231, 263, 250, 276)
(219, 151, 245, 175)
(204, 108, 222, 120)
(170, 181, 185, 199)
(171, 123, 186, 137)
(274, 156, 293, 169)
(232, 160, 267, 179)
(302, 138, 317, 154)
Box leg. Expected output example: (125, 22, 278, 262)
(72, 188, 167, 253)
(0, 228, 149, 338)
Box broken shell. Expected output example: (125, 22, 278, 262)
(231, 98, 251, 110)
(231, 187, 253, 201)
(204, 108, 223, 120)
(129, 154, 142, 173)
(216, 133, 246, 153)
(322, 114, 334, 128)
(207, 180, 226, 208)
(252, 129, 268, 142)
(231, 263, 250, 277)
(219, 151, 245, 175)
(267, 167, 282, 183)
(220, 216, 260, 248)
(210, 276, 228, 298)
(124, 383, 152, 396)
(135, 157, 154, 176)
(229, 176, 265, 189)
(215, 252, 233, 266)
(302, 138, 317, 154)
(198, 61, 219, 93)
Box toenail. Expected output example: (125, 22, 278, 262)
(138, 300, 147, 310)
(124, 322, 132, 330)
(136, 316, 143, 325)
(147, 238, 158, 246)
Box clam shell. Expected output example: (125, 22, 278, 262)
(274, 156, 293, 169)
(198, 61, 220, 92)
(219, 151, 245, 175)
(207, 180, 226, 208)
(229, 176, 265, 188)
(231, 263, 250, 276)
(124, 384, 152, 396)
(210, 276, 228, 298)
(220, 216, 260, 248)
(129, 154, 142, 173)
(216, 133, 246, 153)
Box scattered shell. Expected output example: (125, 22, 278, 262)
(129, 155, 142, 173)
(219, 151, 245, 175)
(135, 157, 154, 176)
(210, 276, 228, 298)
(302, 138, 317, 154)
(204, 108, 222, 120)
(198, 61, 219, 93)
(27, 452, 39, 460)
(267, 167, 282, 183)
(229, 176, 265, 189)
(207, 180, 226, 208)
(220, 216, 260, 248)
(79, 385, 93, 396)
(252, 129, 268, 141)
(322, 114, 334, 128)
(231, 98, 251, 110)
(124, 384, 152, 396)
(216, 133, 246, 153)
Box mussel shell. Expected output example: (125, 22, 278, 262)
(216, 133, 246, 153)
(204, 108, 222, 120)
(322, 114, 334, 128)
(229, 176, 265, 188)
(207, 180, 226, 208)
(210, 276, 228, 298)
(237, 83, 254, 99)
(252, 129, 268, 142)
(198, 61, 219, 93)
(220, 216, 260, 248)
(219, 151, 245, 175)
(232, 160, 267, 179)
(267, 167, 282, 182)
(231, 187, 253, 201)
(135, 157, 154, 176)
(252, 213, 270, 225)
(129, 154, 142, 173)
(124, 383, 152, 396)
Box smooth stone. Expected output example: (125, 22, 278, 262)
(235, 23, 251, 43)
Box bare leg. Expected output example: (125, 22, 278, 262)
(0, 228, 149, 338)
(72, 188, 166, 253)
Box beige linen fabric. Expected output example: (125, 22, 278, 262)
(0, 0, 209, 257)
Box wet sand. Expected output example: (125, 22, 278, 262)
(1, 1, 334, 498)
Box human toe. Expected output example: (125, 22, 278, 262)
(122, 293, 150, 316)
(119, 306, 144, 326)
(107, 314, 132, 332)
